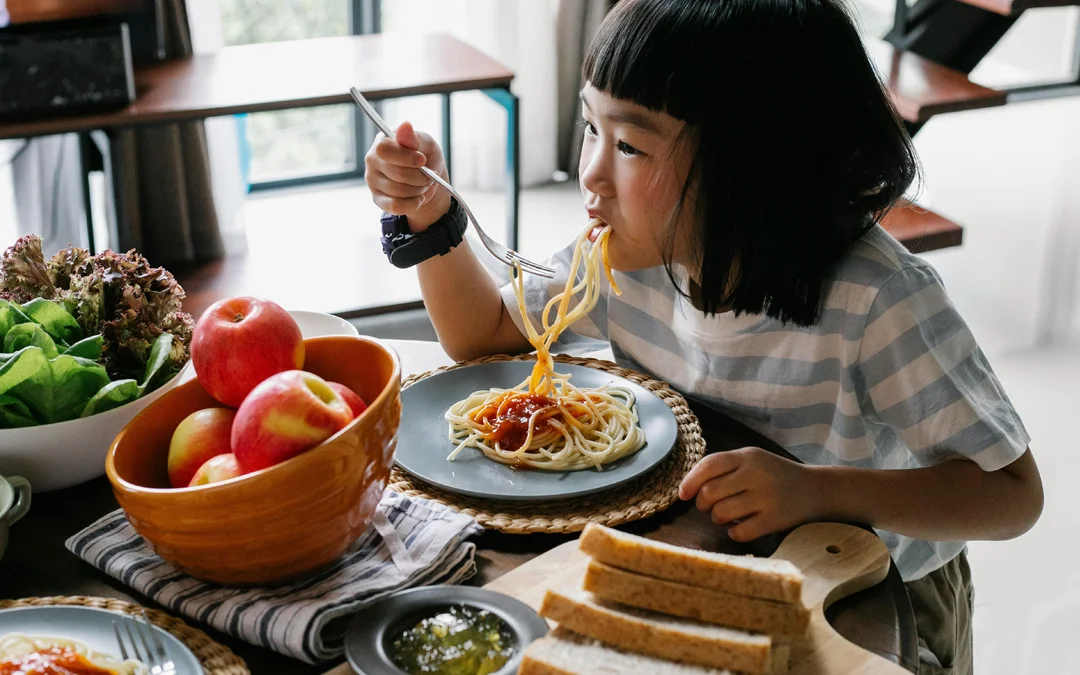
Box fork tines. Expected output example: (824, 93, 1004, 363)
(113, 610, 174, 673)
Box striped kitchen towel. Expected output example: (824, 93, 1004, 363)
(65, 490, 483, 664)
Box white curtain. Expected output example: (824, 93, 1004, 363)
(185, 0, 249, 256)
(381, 0, 560, 190)
(11, 135, 86, 254)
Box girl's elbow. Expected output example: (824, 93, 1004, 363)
(997, 475, 1044, 541)
(1015, 480, 1044, 538)
(441, 340, 483, 363)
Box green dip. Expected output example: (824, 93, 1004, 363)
(389, 605, 515, 675)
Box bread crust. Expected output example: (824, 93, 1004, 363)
(583, 560, 810, 638)
(579, 523, 803, 603)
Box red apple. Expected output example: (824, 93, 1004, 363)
(191, 297, 305, 408)
(231, 370, 353, 473)
(167, 407, 237, 488)
(188, 453, 244, 487)
(328, 382, 367, 418)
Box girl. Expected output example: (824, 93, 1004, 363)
(365, 0, 1044, 672)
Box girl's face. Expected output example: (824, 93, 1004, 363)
(578, 83, 695, 272)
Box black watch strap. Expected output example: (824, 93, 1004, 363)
(380, 198, 468, 269)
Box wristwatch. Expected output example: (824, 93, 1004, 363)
(380, 198, 468, 269)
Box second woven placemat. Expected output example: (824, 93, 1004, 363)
(0, 596, 249, 674)
(387, 353, 705, 534)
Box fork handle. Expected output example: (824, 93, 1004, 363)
(419, 166, 459, 202)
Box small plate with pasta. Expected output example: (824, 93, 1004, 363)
(0, 606, 201, 675)
(395, 220, 679, 502)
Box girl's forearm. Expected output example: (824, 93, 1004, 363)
(811, 450, 1043, 542)
(417, 243, 531, 362)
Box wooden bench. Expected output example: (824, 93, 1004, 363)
(866, 37, 1006, 123)
(881, 203, 964, 254)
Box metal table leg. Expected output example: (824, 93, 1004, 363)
(481, 87, 520, 251)
(77, 132, 98, 253)
(442, 92, 453, 182)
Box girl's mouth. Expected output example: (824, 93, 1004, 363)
(587, 219, 607, 243)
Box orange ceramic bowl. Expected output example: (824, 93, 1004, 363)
(106, 335, 401, 586)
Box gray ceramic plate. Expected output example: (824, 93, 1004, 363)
(396, 360, 679, 502)
(345, 585, 548, 675)
(0, 606, 201, 672)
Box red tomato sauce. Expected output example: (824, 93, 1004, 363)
(0, 646, 115, 675)
(472, 393, 559, 451)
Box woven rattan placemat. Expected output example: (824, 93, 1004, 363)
(387, 354, 705, 534)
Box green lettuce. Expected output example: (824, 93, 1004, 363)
(8, 353, 111, 424)
(0, 235, 193, 383)
(4, 323, 59, 359)
(0, 394, 36, 428)
(80, 333, 175, 418)
(21, 298, 83, 344)
(0, 297, 178, 428)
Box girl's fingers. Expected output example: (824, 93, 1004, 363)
(709, 492, 755, 526)
(378, 162, 436, 189)
(694, 473, 743, 513)
(367, 171, 431, 200)
(373, 192, 425, 216)
(726, 515, 768, 543)
(374, 134, 427, 168)
(680, 452, 740, 501)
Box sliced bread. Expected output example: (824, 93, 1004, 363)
(519, 629, 736, 675)
(579, 523, 803, 603)
(584, 560, 810, 638)
(538, 587, 773, 674)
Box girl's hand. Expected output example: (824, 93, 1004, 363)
(364, 121, 451, 231)
(678, 447, 824, 542)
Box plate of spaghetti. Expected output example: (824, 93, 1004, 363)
(0, 606, 201, 675)
(395, 221, 679, 502)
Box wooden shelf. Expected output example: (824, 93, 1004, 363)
(0, 34, 514, 140)
(866, 38, 1006, 123)
(881, 203, 964, 253)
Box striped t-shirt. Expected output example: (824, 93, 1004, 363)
(500, 225, 1030, 581)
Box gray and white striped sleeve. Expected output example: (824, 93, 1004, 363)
(857, 265, 1029, 470)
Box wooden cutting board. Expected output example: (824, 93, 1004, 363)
(484, 521, 911, 675)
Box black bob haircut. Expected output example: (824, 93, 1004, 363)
(583, 0, 919, 326)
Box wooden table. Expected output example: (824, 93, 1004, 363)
(0, 340, 919, 674)
(0, 33, 522, 253)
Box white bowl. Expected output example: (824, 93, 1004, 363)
(0, 367, 185, 493)
(289, 310, 360, 339)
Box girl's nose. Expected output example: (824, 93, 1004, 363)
(579, 146, 614, 198)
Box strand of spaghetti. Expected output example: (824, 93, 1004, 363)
(601, 227, 620, 294)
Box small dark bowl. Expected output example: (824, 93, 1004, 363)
(345, 586, 549, 675)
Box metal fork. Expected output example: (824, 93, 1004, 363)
(350, 87, 556, 278)
(113, 610, 176, 675)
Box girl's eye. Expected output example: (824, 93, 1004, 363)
(617, 141, 640, 156)
(580, 120, 597, 136)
